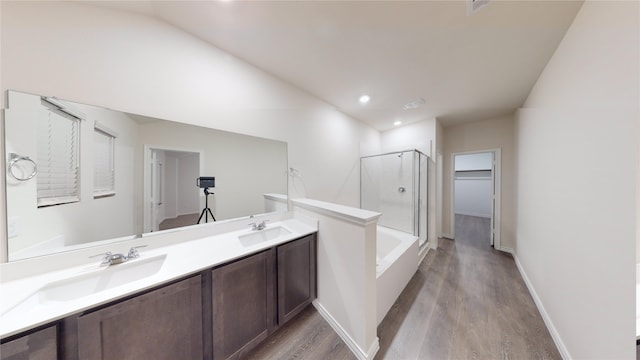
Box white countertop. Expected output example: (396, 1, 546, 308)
(0, 216, 317, 338)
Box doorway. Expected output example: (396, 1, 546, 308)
(143, 147, 201, 233)
(451, 149, 502, 250)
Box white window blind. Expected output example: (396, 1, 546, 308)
(37, 101, 81, 207)
(93, 126, 116, 197)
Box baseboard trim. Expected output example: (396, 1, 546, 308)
(442, 233, 454, 239)
(418, 244, 430, 265)
(496, 246, 514, 254)
(312, 300, 380, 360)
(513, 255, 571, 359)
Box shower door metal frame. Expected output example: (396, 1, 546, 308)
(415, 151, 429, 248)
(360, 149, 429, 244)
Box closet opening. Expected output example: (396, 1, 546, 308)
(451, 149, 502, 250)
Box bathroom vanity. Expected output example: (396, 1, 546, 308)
(0, 221, 317, 360)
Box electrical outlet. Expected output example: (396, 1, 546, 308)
(8, 216, 19, 238)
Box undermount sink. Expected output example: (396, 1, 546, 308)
(3, 254, 166, 315)
(238, 226, 292, 246)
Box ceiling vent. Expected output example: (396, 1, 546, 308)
(467, 0, 491, 15)
(403, 98, 425, 110)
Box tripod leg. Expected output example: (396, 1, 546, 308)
(207, 208, 216, 222)
(197, 207, 208, 224)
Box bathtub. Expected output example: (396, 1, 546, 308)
(376, 225, 419, 325)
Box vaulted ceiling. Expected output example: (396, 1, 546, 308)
(94, 0, 583, 130)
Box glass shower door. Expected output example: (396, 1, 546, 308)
(361, 151, 415, 233)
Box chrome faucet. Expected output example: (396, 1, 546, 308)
(127, 245, 147, 259)
(91, 252, 126, 266)
(248, 218, 269, 231)
(91, 245, 147, 266)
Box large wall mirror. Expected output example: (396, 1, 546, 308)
(4, 90, 288, 261)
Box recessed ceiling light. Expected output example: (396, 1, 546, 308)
(359, 95, 371, 104)
(393, 120, 402, 126)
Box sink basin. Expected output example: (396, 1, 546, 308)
(41, 254, 166, 302)
(3, 254, 166, 314)
(238, 226, 292, 246)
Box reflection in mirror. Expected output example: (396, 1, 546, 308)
(4, 90, 288, 261)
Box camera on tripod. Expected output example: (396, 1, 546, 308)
(196, 176, 215, 189)
(196, 176, 216, 224)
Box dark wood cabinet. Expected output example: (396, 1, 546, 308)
(0, 326, 58, 360)
(211, 250, 275, 360)
(277, 234, 316, 325)
(76, 276, 203, 360)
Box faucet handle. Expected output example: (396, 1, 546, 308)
(248, 216, 258, 229)
(127, 245, 147, 259)
(254, 219, 269, 230)
(90, 252, 112, 266)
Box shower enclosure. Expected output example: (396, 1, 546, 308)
(361, 149, 429, 247)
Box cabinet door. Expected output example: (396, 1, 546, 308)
(77, 276, 202, 360)
(212, 250, 275, 360)
(1, 326, 57, 360)
(277, 234, 316, 325)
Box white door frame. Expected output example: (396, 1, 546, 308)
(143, 145, 204, 233)
(450, 148, 503, 251)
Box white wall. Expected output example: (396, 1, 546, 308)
(0, 1, 381, 259)
(515, 1, 638, 358)
(454, 177, 492, 218)
(381, 119, 435, 157)
(175, 153, 200, 217)
(163, 153, 179, 220)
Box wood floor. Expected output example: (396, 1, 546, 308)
(158, 213, 200, 230)
(246, 214, 561, 359)
(245, 305, 354, 360)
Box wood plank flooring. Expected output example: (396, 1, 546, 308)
(246, 214, 561, 359)
(158, 213, 199, 230)
(376, 214, 560, 359)
(245, 305, 354, 360)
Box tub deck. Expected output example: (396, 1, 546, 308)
(376, 226, 419, 325)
